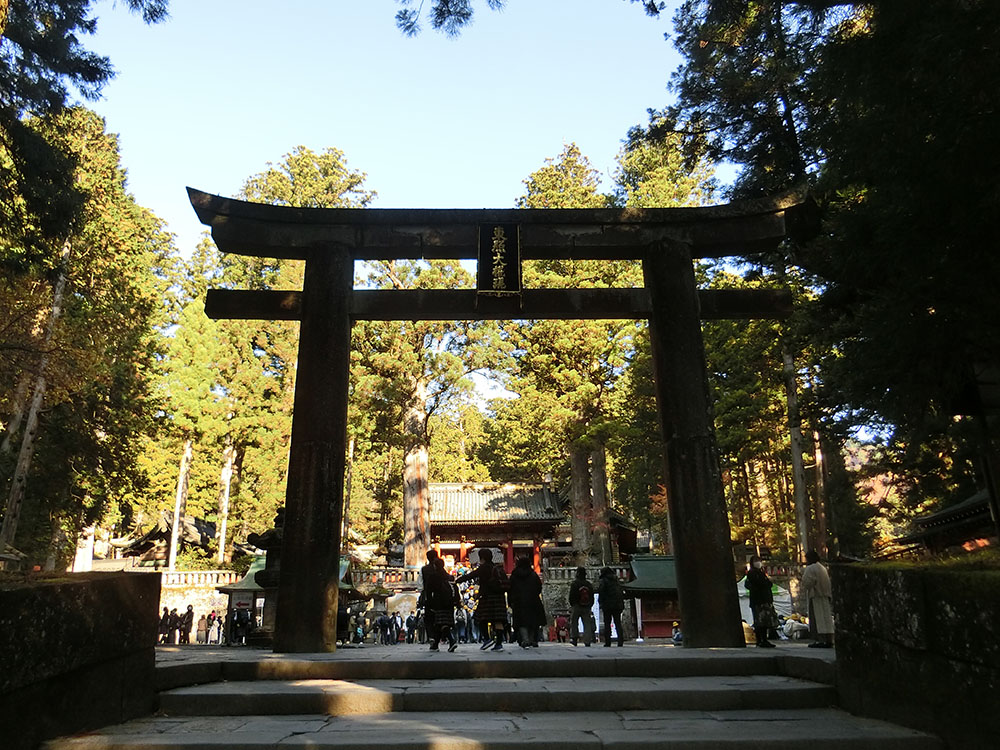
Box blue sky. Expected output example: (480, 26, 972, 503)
(89, 1, 685, 254)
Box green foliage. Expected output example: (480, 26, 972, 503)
(393, 0, 664, 36)
(615, 113, 717, 208)
(660, 0, 1000, 554)
(132, 145, 375, 558)
(1, 1, 170, 269)
(395, 0, 505, 36)
(0, 107, 172, 561)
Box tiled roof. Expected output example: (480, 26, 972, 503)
(429, 483, 563, 525)
(624, 554, 678, 591)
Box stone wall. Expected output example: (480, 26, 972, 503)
(0, 572, 160, 750)
(833, 564, 999, 748)
(158, 570, 239, 622)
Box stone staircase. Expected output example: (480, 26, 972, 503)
(45, 647, 942, 750)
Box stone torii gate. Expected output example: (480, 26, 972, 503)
(189, 187, 805, 653)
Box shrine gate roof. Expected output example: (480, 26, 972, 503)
(429, 482, 563, 526)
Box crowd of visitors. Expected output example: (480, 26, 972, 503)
(154, 552, 835, 651)
(156, 606, 250, 646)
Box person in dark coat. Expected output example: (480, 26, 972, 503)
(158, 607, 170, 644)
(419, 550, 440, 648)
(508, 556, 545, 647)
(167, 608, 180, 645)
(179, 604, 194, 644)
(455, 549, 508, 651)
(744, 555, 776, 648)
(596, 567, 625, 647)
(421, 555, 459, 651)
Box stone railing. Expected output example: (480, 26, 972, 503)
(350, 565, 421, 587)
(159, 570, 241, 588)
(542, 565, 631, 583)
(348, 564, 632, 588)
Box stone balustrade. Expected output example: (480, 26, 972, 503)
(351, 566, 421, 586)
(348, 563, 631, 587)
(160, 570, 241, 588)
(541, 565, 631, 583)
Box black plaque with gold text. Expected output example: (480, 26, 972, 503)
(477, 223, 521, 296)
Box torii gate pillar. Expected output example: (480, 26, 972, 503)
(273, 248, 352, 653)
(644, 240, 745, 647)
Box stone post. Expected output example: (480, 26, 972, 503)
(273, 248, 353, 652)
(643, 240, 745, 648)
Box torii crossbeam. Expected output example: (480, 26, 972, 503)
(189, 187, 806, 652)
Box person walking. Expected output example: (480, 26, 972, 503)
(801, 549, 835, 648)
(167, 608, 180, 645)
(405, 610, 417, 643)
(597, 567, 626, 647)
(196, 614, 208, 644)
(208, 615, 221, 645)
(508, 556, 545, 648)
(421, 554, 459, 651)
(568, 567, 596, 647)
(157, 607, 170, 644)
(392, 611, 404, 644)
(745, 555, 777, 648)
(179, 604, 194, 644)
(420, 550, 441, 648)
(456, 549, 509, 651)
(555, 613, 569, 643)
(206, 611, 217, 643)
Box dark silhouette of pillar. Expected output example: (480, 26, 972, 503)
(273, 248, 353, 652)
(643, 240, 745, 648)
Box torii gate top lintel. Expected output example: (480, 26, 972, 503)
(186, 186, 808, 262)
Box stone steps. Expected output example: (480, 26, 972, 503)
(152, 649, 834, 689)
(156, 675, 836, 716)
(44, 708, 944, 749)
(43, 648, 943, 750)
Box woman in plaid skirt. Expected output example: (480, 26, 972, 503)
(456, 549, 508, 651)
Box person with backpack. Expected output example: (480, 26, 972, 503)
(597, 567, 626, 647)
(568, 566, 596, 646)
(456, 548, 509, 651)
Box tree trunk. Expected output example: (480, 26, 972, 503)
(378, 452, 392, 542)
(0, 241, 70, 552)
(228, 444, 245, 562)
(0, 0, 9, 40)
(590, 445, 613, 564)
(813, 429, 828, 556)
(403, 377, 429, 567)
(783, 345, 812, 560)
(73, 525, 96, 572)
(0, 371, 33, 457)
(168, 437, 194, 570)
(569, 446, 590, 564)
(43, 518, 67, 572)
(741, 462, 759, 553)
(342, 436, 355, 554)
(215, 439, 236, 564)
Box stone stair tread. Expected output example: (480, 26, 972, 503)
(44, 708, 943, 750)
(157, 675, 836, 715)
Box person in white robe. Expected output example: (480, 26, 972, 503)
(801, 549, 834, 648)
